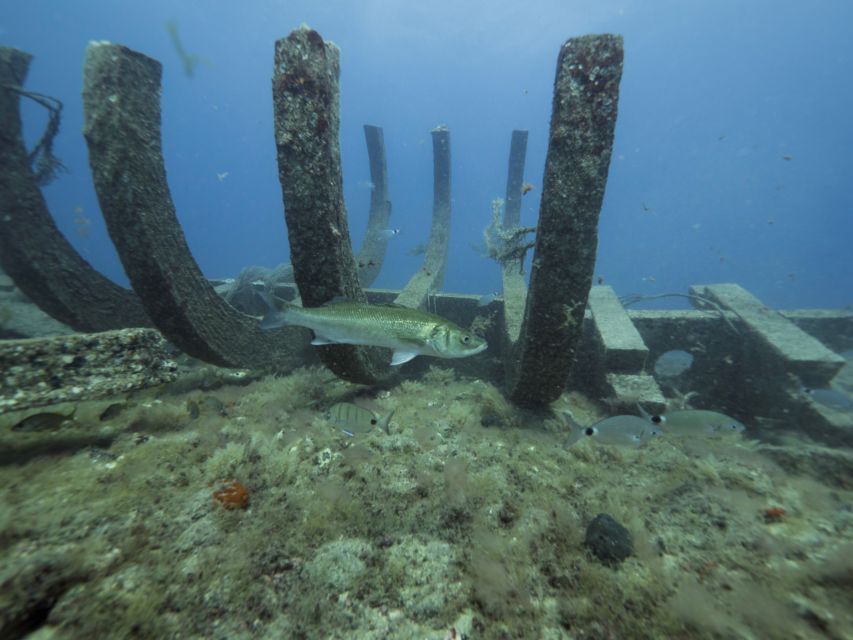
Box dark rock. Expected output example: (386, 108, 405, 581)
(584, 513, 633, 565)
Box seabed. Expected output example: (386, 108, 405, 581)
(1, 350, 852, 639)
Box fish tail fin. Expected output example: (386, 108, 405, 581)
(259, 294, 296, 330)
(377, 409, 395, 435)
(558, 409, 585, 448)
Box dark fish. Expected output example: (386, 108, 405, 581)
(200, 396, 227, 416)
(99, 402, 128, 422)
(186, 399, 200, 420)
(12, 409, 76, 432)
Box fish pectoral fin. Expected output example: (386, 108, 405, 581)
(390, 351, 418, 366)
(310, 336, 339, 346)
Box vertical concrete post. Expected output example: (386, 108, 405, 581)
(503, 129, 528, 228)
(273, 26, 389, 383)
(506, 34, 624, 406)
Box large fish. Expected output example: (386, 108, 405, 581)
(261, 298, 487, 365)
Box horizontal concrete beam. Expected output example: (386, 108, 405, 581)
(693, 283, 845, 386)
(1, 329, 177, 413)
(587, 285, 648, 373)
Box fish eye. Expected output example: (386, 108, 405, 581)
(461, 335, 470, 343)
(651, 414, 663, 424)
(584, 427, 594, 436)
(370, 418, 377, 425)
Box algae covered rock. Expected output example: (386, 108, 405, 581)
(584, 513, 633, 566)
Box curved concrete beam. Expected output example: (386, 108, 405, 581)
(82, 41, 307, 371)
(355, 124, 392, 287)
(0, 47, 149, 332)
(394, 125, 451, 309)
(272, 26, 389, 384)
(500, 130, 529, 348)
(506, 34, 624, 406)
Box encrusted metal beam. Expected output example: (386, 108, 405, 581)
(0, 47, 149, 332)
(394, 125, 451, 309)
(82, 41, 308, 371)
(272, 26, 389, 383)
(356, 125, 392, 287)
(506, 34, 624, 407)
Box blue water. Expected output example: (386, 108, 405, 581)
(5, 0, 852, 309)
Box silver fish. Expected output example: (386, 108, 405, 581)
(376, 228, 400, 240)
(566, 415, 661, 448)
(652, 409, 745, 436)
(653, 350, 694, 378)
(326, 402, 394, 436)
(261, 298, 487, 366)
(801, 387, 853, 412)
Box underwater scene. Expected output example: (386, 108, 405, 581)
(1, 1, 852, 639)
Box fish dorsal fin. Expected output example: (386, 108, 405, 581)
(323, 296, 356, 306)
(373, 302, 411, 310)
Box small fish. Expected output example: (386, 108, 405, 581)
(566, 415, 661, 448)
(186, 399, 200, 420)
(521, 182, 535, 195)
(73, 206, 91, 238)
(357, 180, 376, 190)
(216, 171, 229, 182)
(801, 387, 853, 412)
(99, 402, 128, 422)
(782, 155, 793, 161)
(326, 402, 394, 436)
(648, 409, 745, 436)
(261, 298, 487, 365)
(653, 350, 694, 378)
(377, 228, 401, 240)
(477, 292, 500, 306)
(200, 396, 228, 416)
(12, 408, 77, 432)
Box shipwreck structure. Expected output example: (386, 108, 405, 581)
(1, 29, 851, 446)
